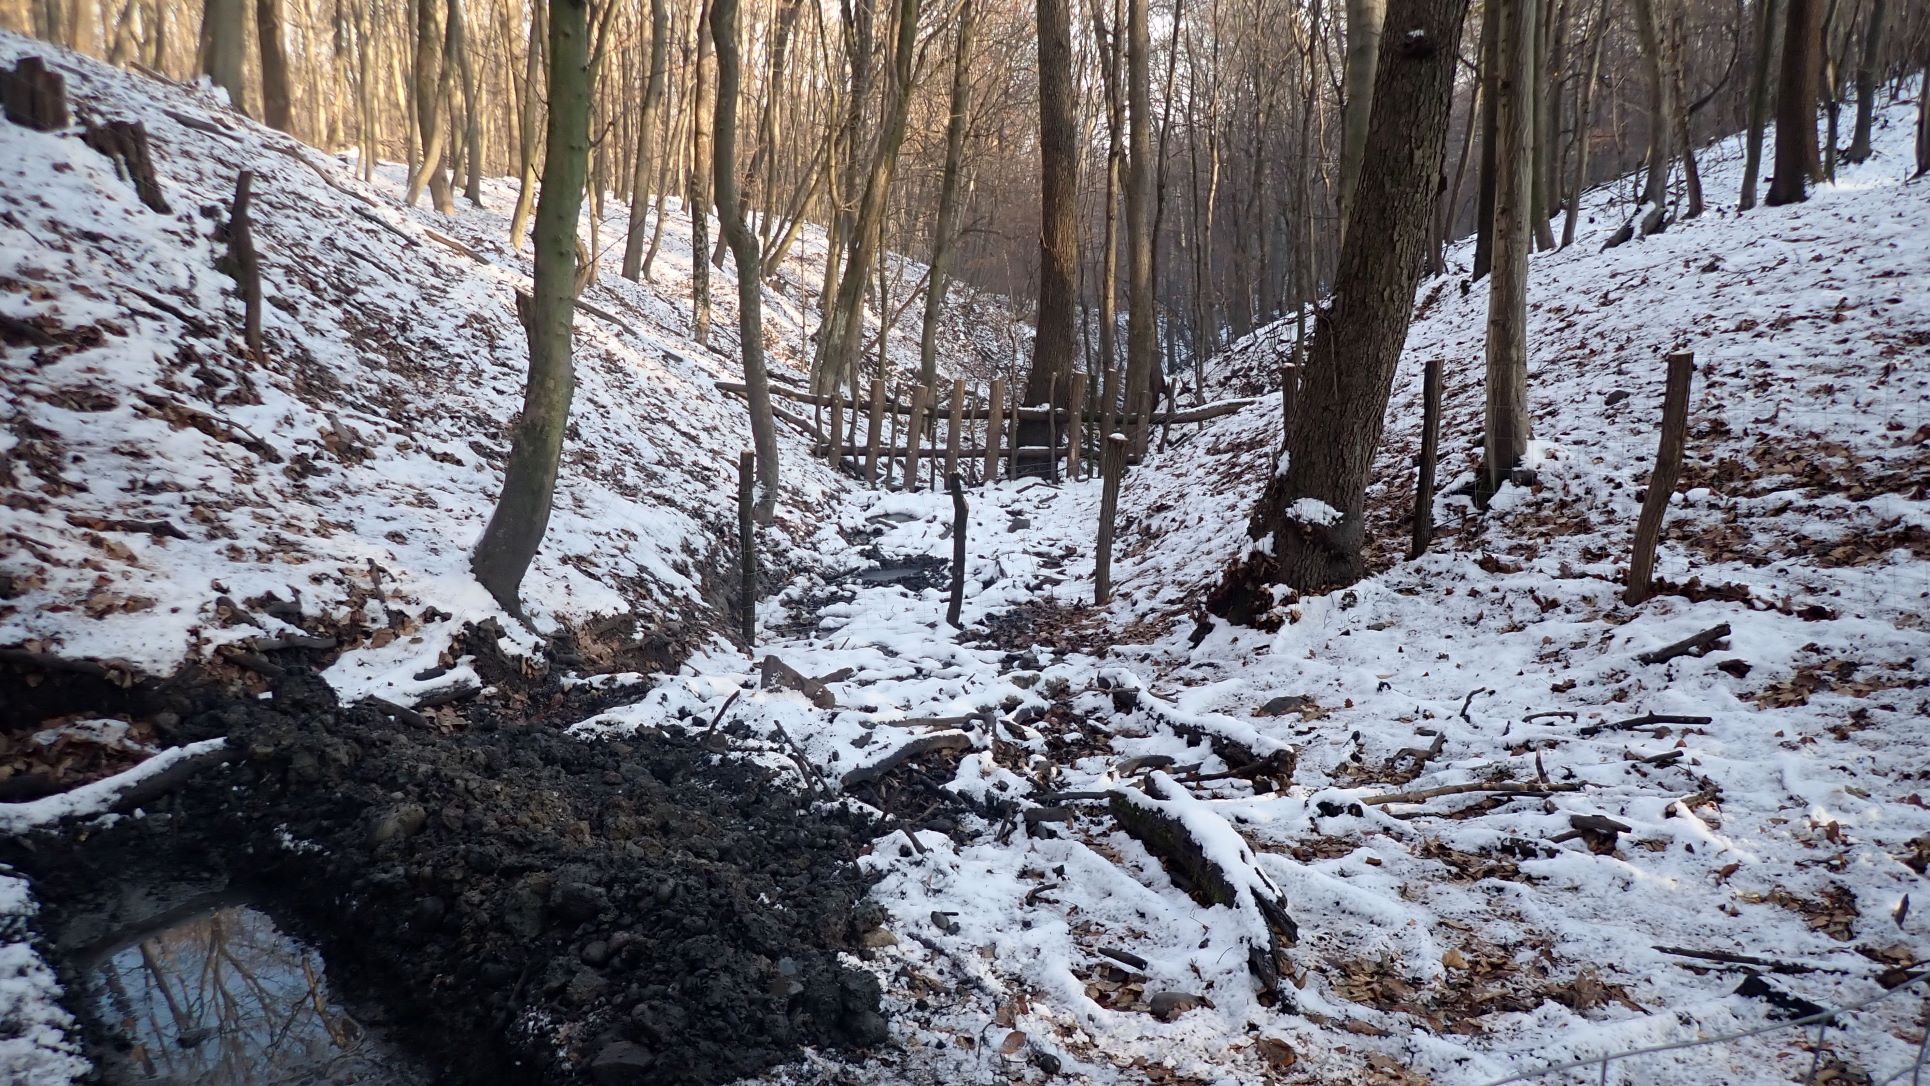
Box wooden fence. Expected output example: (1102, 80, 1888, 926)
(717, 372, 1253, 490)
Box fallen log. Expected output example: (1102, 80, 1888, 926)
(1109, 772, 1297, 991)
(1578, 711, 1712, 737)
(0, 738, 235, 833)
(759, 655, 836, 709)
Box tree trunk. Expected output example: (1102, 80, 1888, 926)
(918, 0, 977, 388)
(1024, 0, 1081, 446)
(711, 0, 778, 523)
(454, 0, 483, 204)
(1472, 6, 1500, 279)
(406, 0, 456, 212)
(1485, 0, 1533, 494)
(691, 2, 715, 346)
(1123, 0, 1157, 455)
(1528, 0, 1556, 251)
(1209, 0, 1471, 612)
(1338, 0, 1388, 244)
(1561, 0, 1608, 245)
(811, 0, 922, 395)
(1767, 0, 1822, 204)
(1669, 3, 1704, 218)
(508, 0, 547, 250)
(201, 0, 247, 115)
(1740, 0, 1782, 209)
(622, 0, 670, 280)
(1625, 0, 1675, 238)
(471, 0, 590, 618)
(255, 0, 293, 133)
(1843, 0, 1884, 162)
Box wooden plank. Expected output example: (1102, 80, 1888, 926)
(1065, 370, 1087, 480)
(904, 383, 928, 491)
(944, 378, 965, 481)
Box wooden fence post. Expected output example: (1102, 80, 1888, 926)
(947, 472, 967, 627)
(1007, 381, 1020, 481)
(738, 450, 756, 649)
(1280, 362, 1299, 435)
(1101, 366, 1119, 450)
(1409, 359, 1443, 558)
(827, 391, 843, 469)
(945, 378, 965, 482)
(1095, 433, 1126, 605)
(1045, 375, 1060, 483)
(985, 376, 1005, 484)
(905, 383, 928, 490)
(1065, 371, 1087, 480)
(885, 384, 902, 489)
(1625, 352, 1696, 605)
(864, 377, 885, 486)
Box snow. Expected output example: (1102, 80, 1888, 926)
(0, 737, 228, 834)
(4, 33, 1928, 1086)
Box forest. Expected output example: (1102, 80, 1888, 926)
(0, 0, 1927, 1083)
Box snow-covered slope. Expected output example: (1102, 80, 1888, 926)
(613, 91, 1925, 1085)
(0, 33, 1007, 691)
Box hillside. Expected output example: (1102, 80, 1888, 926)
(3, 34, 1927, 1086)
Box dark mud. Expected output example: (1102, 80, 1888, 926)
(7, 671, 888, 1086)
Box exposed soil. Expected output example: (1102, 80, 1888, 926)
(5, 669, 889, 1086)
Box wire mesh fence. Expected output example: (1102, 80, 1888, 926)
(1480, 970, 1928, 1086)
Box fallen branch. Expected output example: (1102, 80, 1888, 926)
(1635, 623, 1731, 665)
(65, 514, 189, 540)
(0, 738, 234, 833)
(840, 732, 975, 790)
(759, 655, 837, 709)
(1579, 711, 1712, 738)
(573, 298, 639, 337)
(1361, 780, 1583, 806)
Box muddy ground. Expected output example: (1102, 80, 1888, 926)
(5, 666, 891, 1086)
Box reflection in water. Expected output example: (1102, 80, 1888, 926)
(87, 905, 425, 1085)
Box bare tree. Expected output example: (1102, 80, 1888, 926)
(1766, 0, 1821, 204)
(1123, 0, 1157, 455)
(918, 0, 977, 389)
(1485, 0, 1533, 493)
(471, 0, 591, 617)
(1740, 0, 1782, 208)
(1843, 0, 1885, 162)
(201, 0, 247, 114)
(1023, 0, 1081, 442)
(255, 0, 294, 132)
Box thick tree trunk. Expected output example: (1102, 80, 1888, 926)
(1528, 0, 1556, 251)
(255, 0, 293, 133)
(201, 0, 247, 115)
(1740, 0, 1782, 209)
(711, 0, 778, 523)
(918, 0, 977, 388)
(1843, 0, 1884, 163)
(1209, 0, 1471, 612)
(1615, 0, 1675, 242)
(1338, 0, 1388, 244)
(1024, 0, 1081, 444)
(1485, 0, 1533, 493)
(471, 0, 590, 618)
(407, 0, 456, 213)
(1767, 0, 1822, 204)
(621, 0, 670, 280)
(1123, 0, 1157, 455)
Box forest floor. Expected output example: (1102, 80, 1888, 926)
(4, 35, 1929, 1086)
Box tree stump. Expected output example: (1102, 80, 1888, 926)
(1, 57, 69, 131)
(81, 120, 171, 214)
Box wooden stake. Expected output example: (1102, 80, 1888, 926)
(904, 383, 928, 490)
(1410, 359, 1443, 558)
(947, 472, 967, 627)
(885, 383, 902, 489)
(864, 376, 885, 486)
(1007, 380, 1020, 481)
(1065, 370, 1087, 480)
(944, 378, 965, 481)
(738, 450, 756, 649)
(1625, 351, 1695, 604)
(827, 391, 843, 469)
(1095, 433, 1127, 605)
(984, 376, 1005, 484)
(220, 170, 262, 357)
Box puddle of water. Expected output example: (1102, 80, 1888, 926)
(84, 904, 429, 1085)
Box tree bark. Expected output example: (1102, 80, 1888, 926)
(406, 0, 456, 212)
(1024, 0, 1081, 446)
(691, 3, 715, 346)
(1485, 0, 1533, 494)
(471, 0, 590, 618)
(508, 0, 547, 250)
(1472, 6, 1500, 279)
(1843, 0, 1884, 163)
(711, 0, 778, 523)
(622, 0, 670, 280)
(918, 0, 977, 388)
(453, 0, 483, 204)
(1561, 0, 1609, 245)
(1209, 0, 1471, 612)
(1767, 0, 1822, 204)
(1740, 0, 1782, 209)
